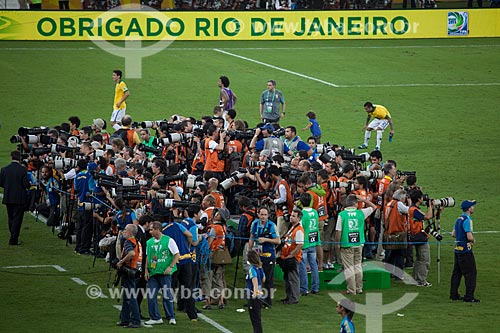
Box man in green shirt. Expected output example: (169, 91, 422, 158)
(335, 194, 376, 295)
(145, 221, 180, 325)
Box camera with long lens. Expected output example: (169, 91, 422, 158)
(281, 204, 290, 222)
(337, 147, 356, 157)
(342, 152, 370, 163)
(248, 161, 269, 168)
(424, 196, 455, 208)
(54, 157, 78, 170)
(121, 193, 147, 201)
(425, 225, 443, 241)
(108, 183, 142, 198)
(185, 174, 204, 189)
(397, 170, 417, 178)
(17, 134, 56, 145)
(156, 169, 188, 187)
(251, 189, 274, 199)
(357, 169, 384, 179)
(31, 146, 53, 156)
(137, 143, 162, 156)
(18, 126, 49, 136)
(273, 127, 286, 137)
(82, 202, 102, 211)
(91, 149, 105, 159)
(146, 191, 170, 200)
(39, 135, 57, 145)
(219, 169, 247, 191)
(141, 120, 163, 128)
(136, 160, 153, 169)
(55, 144, 80, 153)
(163, 199, 197, 209)
(316, 142, 332, 154)
(159, 133, 193, 146)
(10, 135, 23, 144)
(92, 172, 117, 183)
(318, 152, 335, 164)
(226, 129, 255, 141)
(327, 180, 355, 192)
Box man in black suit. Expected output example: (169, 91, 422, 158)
(136, 214, 152, 319)
(0, 151, 30, 245)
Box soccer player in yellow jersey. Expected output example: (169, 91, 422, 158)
(358, 101, 394, 151)
(111, 70, 130, 131)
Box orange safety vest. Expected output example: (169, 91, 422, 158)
(377, 176, 392, 209)
(276, 178, 293, 217)
(211, 190, 225, 208)
(121, 237, 143, 270)
(204, 139, 225, 172)
(209, 223, 226, 251)
(353, 189, 368, 209)
(409, 206, 425, 236)
(280, 224, 304, 262)
(384, 199, 407, 234)
(307, 189, 328, 221)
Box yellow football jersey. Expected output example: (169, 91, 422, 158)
(371, 105, 391, 119)
(113, 81, 128, 110)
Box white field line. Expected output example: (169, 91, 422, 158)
(198, 313, 234, 333)
(213, 48, 499, 88)
(111, 304, 234, 332)
(0, 47, 498, 87)
(71, 277, 87, 285)
(337, 83, 500, 88)
(2, 264, 68, 271)
(1, 44, 500, 51)
(214, 48, 339, 88)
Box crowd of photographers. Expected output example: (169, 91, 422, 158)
(10, 110, 454, 324)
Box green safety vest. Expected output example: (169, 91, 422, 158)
(146, 235, 177, 276)
(302, 207, 320, 249)
(339, 208, 365, 248)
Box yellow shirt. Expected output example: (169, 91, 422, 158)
(371, 105, 391, 120)
(114, 81, 128, 110)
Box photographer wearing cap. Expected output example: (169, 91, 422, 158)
(249, 123, 289, 157)
(450, 200, 479, 302)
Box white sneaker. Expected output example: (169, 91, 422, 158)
(145, 319, 163, 325)
(169, 319, 177, 325)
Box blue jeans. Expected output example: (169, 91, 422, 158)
(299, 246, 320, 293)
(147, 274, 175, 320)
(120, 274, 141, 325)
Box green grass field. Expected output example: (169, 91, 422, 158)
(1, 37, 500, 332)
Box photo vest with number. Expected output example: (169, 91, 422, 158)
(301, 207, 320, 249)
(339, 208, 365, 248)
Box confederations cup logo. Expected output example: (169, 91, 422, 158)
(447, 12, 468, 36)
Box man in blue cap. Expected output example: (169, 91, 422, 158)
(450, 200, 479, 302)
